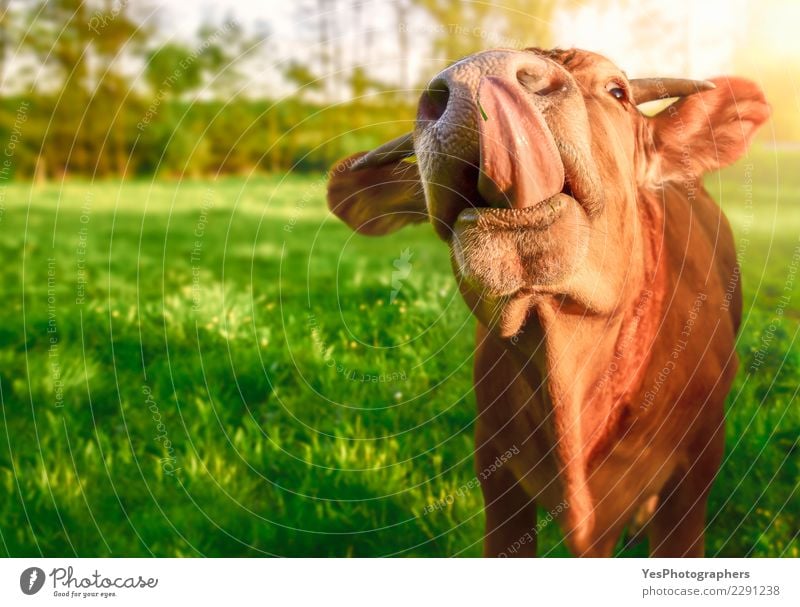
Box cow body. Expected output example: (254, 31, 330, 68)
(473, 185, 739, 556)
(327, 47, 768, 556)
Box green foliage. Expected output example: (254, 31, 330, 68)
(0, 152, 797, 557)
(145, 44, 204, 95)
(1, 94, 414, 178)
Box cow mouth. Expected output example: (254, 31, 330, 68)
(453, 178, 576, 232)
(442, 126, 585, 241)
(418, 133, 586, 244)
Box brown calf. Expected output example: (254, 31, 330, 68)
(327, 47, 769, 556)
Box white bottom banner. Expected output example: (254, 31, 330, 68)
(0, 558, 797, 606)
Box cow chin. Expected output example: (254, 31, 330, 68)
(450, 193, 589, 299)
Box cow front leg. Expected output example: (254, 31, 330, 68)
(647, 464, 717, 557)
(476, 443, 537, 557)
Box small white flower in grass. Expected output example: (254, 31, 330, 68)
(393, 391, 403, 402)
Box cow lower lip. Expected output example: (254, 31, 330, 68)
(454, 193, 570, 233)
(450, 191, 587, 299)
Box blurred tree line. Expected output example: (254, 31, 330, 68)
(0, 0, 557, 179)
(0, 0, 789, 181)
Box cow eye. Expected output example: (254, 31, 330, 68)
(606, 82, 627, 103)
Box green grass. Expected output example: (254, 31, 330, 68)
(0, 148, 798, 557)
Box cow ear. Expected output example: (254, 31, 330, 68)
(643, 77, 770, 184)
(326, 152, 428, 236)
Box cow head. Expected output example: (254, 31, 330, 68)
(327, 48, 769, 338)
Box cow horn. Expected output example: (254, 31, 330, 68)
(629, 78, 716, 104)
(349, 132, 415, 171)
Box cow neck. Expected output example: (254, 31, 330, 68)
(510, 194, 666, 530)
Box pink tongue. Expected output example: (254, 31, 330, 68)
(477, 76, 565, 209)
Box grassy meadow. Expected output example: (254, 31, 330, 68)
(0, 149, 798, 557)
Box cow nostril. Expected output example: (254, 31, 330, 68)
(517, 67, 564, 97)
(517, 68, 539, 90)
(419, 77, 450, 122)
